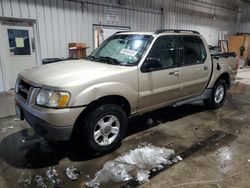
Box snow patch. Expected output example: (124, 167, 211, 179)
(64, 166, 81, 181)
(1, 125, 14, 133)
(46, 167, 60, 185)
(86, 145, 175, 187)
(137, 170, 150, 183)
(172, 155, 183, 163)
(1, 127, 8, 133)
(18, 172, 32, 186)
(35, 175, 47, 188)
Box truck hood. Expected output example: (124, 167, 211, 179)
(19, 60, 131, 88)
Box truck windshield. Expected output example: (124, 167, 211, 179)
(89, 34, 153, 66)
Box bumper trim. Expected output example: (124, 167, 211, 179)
(23, 108, 73, 141)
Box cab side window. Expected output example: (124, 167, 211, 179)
(148, 36, 180, 69)
(183, 36, 207, 65)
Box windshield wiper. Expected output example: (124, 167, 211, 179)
(88, 55, 122, 65)
(99, 56, 121, 65)
(87, 55, 97, 61)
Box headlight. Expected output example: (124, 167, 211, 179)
(36, 89, 52, 105)
(36, 89, 70, 108)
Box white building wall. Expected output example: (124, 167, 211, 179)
(162, 0, 238, 45)
(238, 5, 250, 33)
(0, 0, 239, 60)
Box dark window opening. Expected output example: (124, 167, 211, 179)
(148, 36, 180, 69)
(183, 36, 207, 65)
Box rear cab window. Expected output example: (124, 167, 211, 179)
(182, 36, 207, 66)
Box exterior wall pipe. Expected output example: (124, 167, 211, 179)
(66, 0, 162, 14)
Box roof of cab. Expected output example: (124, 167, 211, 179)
(115, 31, 155, 35)
(115, 29, 201, 37)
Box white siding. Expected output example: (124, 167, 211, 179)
(162, 0, 238, 45)
(0, 0, 240, 60)
(238, 5, 250, 33)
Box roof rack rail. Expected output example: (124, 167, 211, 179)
(155, 29, 200, 34)
(115, 31, 133, 34)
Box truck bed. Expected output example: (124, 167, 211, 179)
(211, 52, 236, 59)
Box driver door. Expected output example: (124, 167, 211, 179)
(138, 35, 183, 112)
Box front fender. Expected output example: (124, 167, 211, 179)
(71, 82, 138, 112)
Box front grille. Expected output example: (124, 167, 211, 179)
(17, 79, 31, 100)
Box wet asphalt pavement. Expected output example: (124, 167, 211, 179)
(0, 69, 250, 188)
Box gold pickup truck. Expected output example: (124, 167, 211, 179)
(15, 30, 237, 153)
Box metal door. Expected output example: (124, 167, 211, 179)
(179, 35, 211, 98)
(0, 20, 36, 90)
(138, 36, 183, 112)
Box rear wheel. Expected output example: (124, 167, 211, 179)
(76, 104, 127, 154)
(204, 79, 227, 109)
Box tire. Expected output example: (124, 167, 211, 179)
(204, 79, 227, 109)
(76, 104, 127, 154)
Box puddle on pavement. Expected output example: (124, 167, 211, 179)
(229, 82, 248, 95)
(0, 128, 100, 169)
(122, 131, 236, 188)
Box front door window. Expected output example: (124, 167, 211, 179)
(147, 36, 180, 69)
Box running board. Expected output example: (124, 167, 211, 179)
(173, 89, 211, 107)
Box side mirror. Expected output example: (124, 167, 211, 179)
(142, 57, 161, 72)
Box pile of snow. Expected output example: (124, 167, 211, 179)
(1, 125, 14, 133)
(18, 166, 83, 187)
(46, 167, 60, 185)
(64, 166, 81, 181)
(18, 172, 32, 187)
(172, 155, 183, 163)
(35, 175, 47, 188)
(86, 145, 175, 187)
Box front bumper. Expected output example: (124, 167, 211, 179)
(15, 94, 85, 141)
(23, 108, 73, 140)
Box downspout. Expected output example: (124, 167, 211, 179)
(236, 7, 242, 33)
(160, 0, 165, 29)
(160, 7, 165, 29)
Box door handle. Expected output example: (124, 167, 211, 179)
(196, 66, 208, 71)
(169, 71, 180, 76)
(195, 67, 201, 71)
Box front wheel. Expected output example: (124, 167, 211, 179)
(204, 79, 227, 109)
(77, 104, 127, 154)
